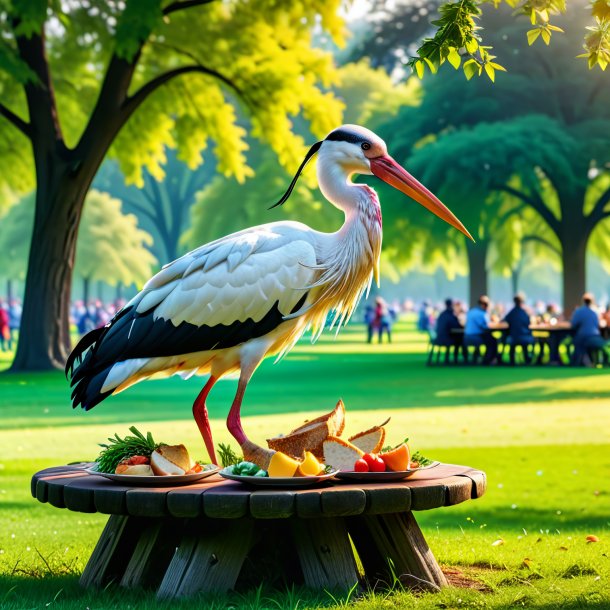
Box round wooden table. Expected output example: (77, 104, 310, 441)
(32, 462, 486, 599)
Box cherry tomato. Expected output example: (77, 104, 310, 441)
(354, 458, 369, 472)
(369, 456, 386, 472)
(362, 453, 378, 469)
(126, 455, 149, 465)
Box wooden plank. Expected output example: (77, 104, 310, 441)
(202, 483, 250, 519)
(35, 470, 86, 504)
(80, 515, 145, 588)
(405, 481, 445, 511)
(443, 476, 473, 506)
(346, 515, 393, 586)
(249, 491, 295, 519)
(167, 486, 207, 518)
(62, 476, 103, 513)
(120, 518, 184, 589)
(295, 490, 323, 518)
(359, 512, 446, 589)
(320, 487, 367, 516)
(362, 484, 411, 515)
(290, 517, 359, 591)
(126, 488, 170, 518)
(44, 473, 89, 509)
(94, 483, 131, 515)
(157, 518, 254, 598)
(458, 470, 487, 499)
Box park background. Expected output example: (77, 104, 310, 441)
(1, 0, 610, 608)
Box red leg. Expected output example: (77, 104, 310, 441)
(193, 376, 218, 464)
(226, 376, 247, 446)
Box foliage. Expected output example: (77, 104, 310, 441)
(0, 190, 156, 287)
(0, 191, 33, 281)
(94, 152, 216, 263)
(75, 190, 157, 287)
(409, 0, 609, 79)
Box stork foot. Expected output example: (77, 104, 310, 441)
(241, 439, 275, 471)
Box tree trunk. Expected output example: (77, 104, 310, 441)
(561, 236, 587, 318)
(97, 280, 104, 302)
(10, 171, 88, 371)
(465, 239, 489, 308)
(83, 277, 90, 304)
(6, 279, 14, 302)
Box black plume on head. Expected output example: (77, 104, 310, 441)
(269, 141, 322, 209)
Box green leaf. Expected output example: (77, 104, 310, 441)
(465, 38, 479, 54)
(541, 28, 551, 45)
(527, 29, 541, 45)
(489, 62, 507, 72)
(423, 57, 438, 74)
(547, 24, 564, 32)
(415, 60, 425, 79)
(484, 63, 496, 82)
(448, 47, 462, 69)
(463, 59, 479, 80)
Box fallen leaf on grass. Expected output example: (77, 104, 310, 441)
(522, 558, 533, 569)
(586, 535, 599, 543)
(491, 539, 504, 546)
(559, 546, 569, 551)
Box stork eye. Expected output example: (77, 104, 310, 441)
(361, 142, 371, 151)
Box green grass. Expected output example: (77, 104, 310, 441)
(1, 319, 609, 609)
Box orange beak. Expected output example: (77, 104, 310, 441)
(370, 155, 474, 241)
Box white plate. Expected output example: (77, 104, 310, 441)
(333, 461, 441, 482)
(87, 463, 220, 486)
(219, 467, 339, 487)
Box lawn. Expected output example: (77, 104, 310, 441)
(1, 318, 609, 609)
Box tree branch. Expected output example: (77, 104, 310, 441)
(123, 64, 242, 118)
(162, 0, 216, 16)
(494, 184, 561, 237)
(522, 234, 561, 257)
(586, 182, 610, 232)
(0, 103, 31, 138)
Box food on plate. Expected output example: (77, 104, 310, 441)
(95, 426, 160, 474)
(268, 451, 302, 478)
(410, 450, 433, 468)
(380, 442, 411, 472)
(322, 436, 364, 471)
(115, 455, 154, 476)
(150, 444, 192, 476)
(354, 458, 369, 472)
(267, 400, 345, 459)
(362, 453, 386, 472)
(95, 426, 209, 476)
(348, 418, 390, 454)
(231, 461, 264, 476)
(297, 451, 324, 476)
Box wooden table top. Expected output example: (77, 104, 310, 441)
(32, 462, 486, 520)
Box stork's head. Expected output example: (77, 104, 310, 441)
(272, 124, 473, 241)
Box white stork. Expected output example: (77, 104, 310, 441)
(67, 124, 471, 467)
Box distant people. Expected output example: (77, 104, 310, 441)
(364, 304, 375, 343)
(434, 298, 464, 363)
(0, 301, 10, 351)
(7, 299, 21, 350)
(571, 293, 607, 365)
(374, 296, 392, 343)
(601, 304, 610, 340)
(464, 295, 498, 364)
(417, 300, 431, 332)
(503, 294, 534, 365)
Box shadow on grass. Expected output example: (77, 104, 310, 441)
(418, 505, 610, 534)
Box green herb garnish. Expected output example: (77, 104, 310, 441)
(217, 443, 243, 467)
(95, 426, 161, 473)
(411, 451, 433, 467)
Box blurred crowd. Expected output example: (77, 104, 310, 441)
(423, 292, 610, 367)
(70, 299, 126, 334)
(0, 298, 21, 351)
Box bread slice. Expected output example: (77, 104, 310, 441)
(150, 444, 191, 475)
(267, 400, 346, 459)
(349, 418, 390, 454)
(323, 436, 364, 471)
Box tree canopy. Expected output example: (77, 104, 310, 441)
(0, 0, 348, 370)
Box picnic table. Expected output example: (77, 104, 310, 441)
(32, 462, 486, 598)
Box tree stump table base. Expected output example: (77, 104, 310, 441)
(32, 463, 486, 599)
